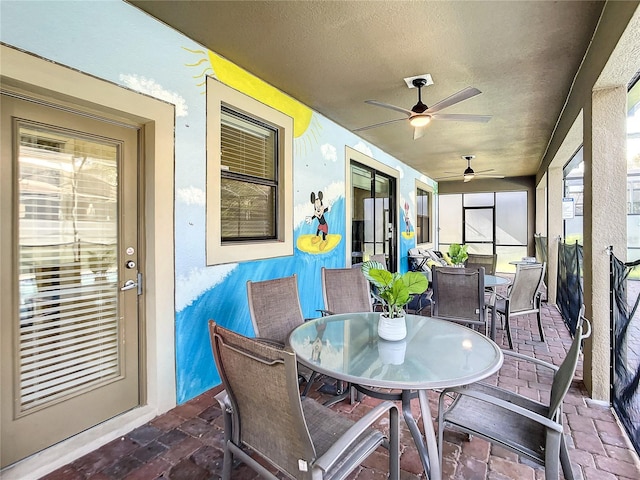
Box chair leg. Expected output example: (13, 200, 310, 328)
(222, 441, 233, 480)
(301, 371, 318, 397)
(537, 310, 545, 342)
(389, 406, 400, 480)
(505, 313, 514, 350)
(545, 432, 561, 480)
(560, 433, 575, 480)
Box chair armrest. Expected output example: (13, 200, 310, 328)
(502, 349, 559, 372)
(314, 401, 399, 472)
(214, 389, 231, 412)
(440, 385, 562, 432)
(494, 290, 509, 301)
(317, 309, 334, 317)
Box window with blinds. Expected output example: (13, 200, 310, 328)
(416, 187, 431, 244)
(220, 107, 278, 241)
(17, 123, 120, 414)
(206, 77, 293, 265)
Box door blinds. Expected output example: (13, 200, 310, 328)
(17, 123, 121, 413)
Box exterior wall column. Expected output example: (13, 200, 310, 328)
(547, 166, 564, 305)
(582, 85, 627, 401)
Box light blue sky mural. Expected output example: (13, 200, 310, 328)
(1, 0, 436, 404)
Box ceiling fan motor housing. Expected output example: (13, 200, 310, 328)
(411, 78, 429, 113)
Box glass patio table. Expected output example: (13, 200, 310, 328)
(288, 312, 503, 480)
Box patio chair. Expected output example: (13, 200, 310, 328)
(209, 321, 400, 480)
(408, 248, 446, 281)
(369, 253, 387, 268)
(247, 274, 317, 396)
(465, 253, 497, 275)
(319, 267, 376, 401)
(491, 262, 546, 349)
(320, 267, 373, 315)
(437, 305, 590, 480)
(431, 265, 488, 336)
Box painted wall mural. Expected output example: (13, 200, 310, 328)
(1, 0, 436, 404)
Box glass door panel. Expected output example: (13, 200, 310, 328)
(351, 162, 396, 270)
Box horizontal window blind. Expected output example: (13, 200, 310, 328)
(17, 124, 121, 413)
(220, 108, 278, 240)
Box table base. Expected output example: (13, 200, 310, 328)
(353, 385, 441, 480)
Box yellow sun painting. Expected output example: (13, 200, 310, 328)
(184, 47, 319, 142)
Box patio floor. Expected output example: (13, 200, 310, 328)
(40, 303, 640, 480)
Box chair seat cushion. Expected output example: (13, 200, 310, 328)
(442, 383, 552, 464)
(302, 397, 384, 476)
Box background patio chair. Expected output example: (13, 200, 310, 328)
(465, 253, 497, 275)
(320, 267, 373, 315)
(431, 266, 488, 336)
(437, 305, 590, 480)
(408, 248, 447, 281)
(247, 274, 317, 396)
(319, 267, 375, 401)
(491, 262, 546, 349)
(209, 321, 400, 480)
(369, 253, 387, 268)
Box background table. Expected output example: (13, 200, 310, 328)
(289, 313, 503, 480)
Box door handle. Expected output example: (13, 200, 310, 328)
(120, 279, 138, 291)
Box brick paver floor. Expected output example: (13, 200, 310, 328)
(40, 302, 640, 479)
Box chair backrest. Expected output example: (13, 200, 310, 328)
(209, 321, 316, 478)
(321, 267, 373, 314)
(548, 305, 591, 418)
(508, 262, 546, 313)
(466, 253, 497, 275)
(369, 254, 387, 269)
(247, 274, 304, 344)
(431, 266, 485, 322)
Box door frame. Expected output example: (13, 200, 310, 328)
(0, 45, 176, 478)
(345, 146, 399, 270)
(463, 205, 496, 254)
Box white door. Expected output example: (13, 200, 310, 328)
(0, 92, 141, 467)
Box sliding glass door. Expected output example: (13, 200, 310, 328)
(350, 162, 397, 270)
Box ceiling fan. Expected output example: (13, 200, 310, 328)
(354, 77, 492, 140)
(436, 155, 505, 183)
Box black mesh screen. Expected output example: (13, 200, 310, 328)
(610, 250, 640, 455)
(557, 241, 583, 335)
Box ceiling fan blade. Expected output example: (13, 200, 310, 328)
(476, 174, 505, 179)
(435, 174, 463, 180)
(364, 100, 413, 116)
(473, 169, 496, 174)
(353, 117, 406, 132)
(425, 86, 481, 114)
(431, 113, 492, 123)
(413, 126, 426, 140)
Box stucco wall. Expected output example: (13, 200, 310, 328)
(0, 0, 435, 403)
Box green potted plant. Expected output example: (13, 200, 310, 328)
(361, 260, 428, 341)
(445, 243, 468, 266)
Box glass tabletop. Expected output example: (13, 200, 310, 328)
(288, 313, 503, 390)
(484, 274, 510, 287)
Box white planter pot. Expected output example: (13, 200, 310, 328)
(377, 314, 407, 341)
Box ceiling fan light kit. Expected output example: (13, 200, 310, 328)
(410, 115, 431, 127)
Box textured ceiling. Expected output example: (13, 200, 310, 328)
(128, 0, 605, 183)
